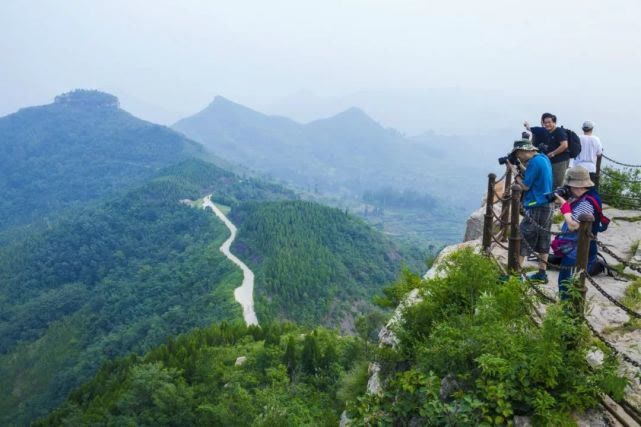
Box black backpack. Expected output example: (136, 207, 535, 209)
(561, 127, 582, 158)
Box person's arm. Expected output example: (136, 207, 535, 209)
(547, 128, 568, 158)
(596, 137, 603, 156)
(547, 140, 568, 159)
(517, 157, 539, 191)
(556, 197, 594, 231)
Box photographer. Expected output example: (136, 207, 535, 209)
(551, 166, 607, 300)
(511, 139, 554, 283)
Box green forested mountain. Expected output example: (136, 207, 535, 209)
(0, 89, 207, 232)
(230, 201, 424, 327)
(0, 159, 293, 425)
(0, 156, 420, 424)
(38, 250, 626, 426)
(38, 322, 368, 426)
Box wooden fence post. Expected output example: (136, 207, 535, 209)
(594, 155, 603, 191)
(500, 167, 513, 242)
(507, 184, 522, 274)
(482, 173, 497, 253)
(574, 213, 595, 315)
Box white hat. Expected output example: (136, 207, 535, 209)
(582, 120, 595, 131)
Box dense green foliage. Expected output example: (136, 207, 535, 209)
(348, 250, 627, 425)
(230, 200, 425, 327)
(0, 89, 203, 232)
(38, 322, 368, 426)
(600, 166, 641, 210)
(0, 159, 292, 425)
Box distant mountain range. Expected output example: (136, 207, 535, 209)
(0, 91, 421, 424)
(172, 96, 511, 245)
(173, 96, 457, 198)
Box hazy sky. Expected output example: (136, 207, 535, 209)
(2, 0, 641, 155)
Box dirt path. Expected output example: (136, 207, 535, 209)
(202, 195, 258, 326)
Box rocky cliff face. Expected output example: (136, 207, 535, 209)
(363, 195, 641, 424)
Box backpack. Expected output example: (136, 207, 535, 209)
(579, 191, 610, 233)
(561, 127, 582, 158)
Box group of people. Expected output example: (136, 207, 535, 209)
(510, 113, 606, 299)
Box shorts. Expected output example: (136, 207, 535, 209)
(520, 205, 553, 256)
(551, 160, 569, 188)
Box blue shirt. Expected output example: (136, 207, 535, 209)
(522, 153, 553, 207)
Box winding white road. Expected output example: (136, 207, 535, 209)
(202, 195, 258, 326)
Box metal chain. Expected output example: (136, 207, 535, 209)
(597, 241, 641, 274)
(519, 233, 576, 271)
(520, 205, 563, 236)
(603, 154, 641, 169)
(585, 319, 641, 370)
(586, 275, 641, 319)
(601, 168, 641, 184)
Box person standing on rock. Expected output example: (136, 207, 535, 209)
(513, 139, 554, 283)
(570, 121, 603, 183)
(551, 166, 608, 300)
(524, 113, 570, 188)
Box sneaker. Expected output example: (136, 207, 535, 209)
(526, 271, 549, 284)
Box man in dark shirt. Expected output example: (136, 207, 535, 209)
(524, 112, 569, 188)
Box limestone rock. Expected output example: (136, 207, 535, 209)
(513, 416, 532, 427)
(339, 410, 351, 427)
(366, 362, 382, 396)
(439, 373, 461, 401)
(586, 348, 604, 369)
(464, 206, 485, 242)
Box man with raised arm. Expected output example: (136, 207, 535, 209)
(524, 112, 569, 188)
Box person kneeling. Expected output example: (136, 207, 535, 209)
(551, 166, 609, 300)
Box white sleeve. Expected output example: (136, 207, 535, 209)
(595, 137, 603, 155)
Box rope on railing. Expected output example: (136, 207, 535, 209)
(602, 154, 641, 169)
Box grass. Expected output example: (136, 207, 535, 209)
(622, 278, 641, 310)
(630, 240, 640, 257)
(612, 215, 641, 223)
(602, 318, 641, 334)
(214, 203, 232, 215)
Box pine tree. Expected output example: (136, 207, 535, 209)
(301, 334, 320, 375)
(283, 336, 297, 380)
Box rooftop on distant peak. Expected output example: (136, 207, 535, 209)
(54, 90, 120, 109)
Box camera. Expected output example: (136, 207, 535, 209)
(498, 152, 519, 166)
(544, 186, 571, 202)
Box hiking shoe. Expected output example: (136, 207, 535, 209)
(526, 271, 549, 284)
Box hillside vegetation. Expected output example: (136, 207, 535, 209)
(37, 249, 627, 425)
(0, 159, 292, 424)
(0, 89, 204, 232)
(348, 250, 627, 425)
(230, 201, 425, 327)
(38, 322, 367, 426)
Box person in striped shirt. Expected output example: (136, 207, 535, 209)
(553, 166, 603, 300)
